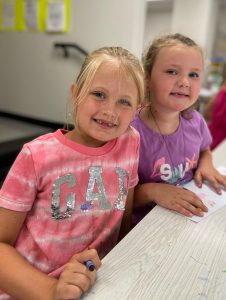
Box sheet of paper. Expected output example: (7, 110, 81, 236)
(46, 1, 66, 32)
(1, 0, 15, 29)
(25, 0, 39, 30)
(184, 166, 226, 222)
(217, 166, 226, 175)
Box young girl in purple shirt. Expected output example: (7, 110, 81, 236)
(132, 33, 226, 225)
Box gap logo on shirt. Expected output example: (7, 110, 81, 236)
(51, 166, 129, 220)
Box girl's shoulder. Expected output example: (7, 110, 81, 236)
(24, 130, 57, 145)
(20, 130, 64, 161)
(183, 109, 205, 124)
(182, 109, 209, 133)
(24, 129, 65, 149)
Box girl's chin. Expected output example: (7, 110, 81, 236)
(173, 103, 190, 112)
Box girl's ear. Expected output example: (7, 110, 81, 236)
(70, 84, 77, 97)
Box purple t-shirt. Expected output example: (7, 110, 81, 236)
(131, 108, 212, 225)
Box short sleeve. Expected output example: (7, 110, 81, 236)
(199, 113, 212, 151)
(0, 145, 37, 211)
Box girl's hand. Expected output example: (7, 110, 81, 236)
(153, 184, 208, 217)
(194, 166, 226, 194)
(54, 249, 101, 300)
(195, 149, 226, 194)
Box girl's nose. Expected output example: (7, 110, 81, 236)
(102, 102, 119, 122)
(177, 76, 190, 88)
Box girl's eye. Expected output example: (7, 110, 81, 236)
(189, 72, 199, 78)
(166, 69, 177, 75)
(118, 99, 132, 107)
(92, 91, 105, 99)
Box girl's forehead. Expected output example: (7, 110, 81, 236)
(158, 44, 202, 59)
(97, 59, 127, 74)
(155, 45, 203, 67)
(94, 60, 133, 82)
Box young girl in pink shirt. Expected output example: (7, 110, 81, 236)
(0, 47, 144, 300)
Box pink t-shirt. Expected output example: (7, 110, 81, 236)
(0, 128, 139, 298)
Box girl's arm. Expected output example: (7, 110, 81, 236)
(134, 182, 207, 217)
(0, 207, 57, 300)
(118, 188, 134, 240)
(0, 207, 101, 300)
(194, 148, 226, 193)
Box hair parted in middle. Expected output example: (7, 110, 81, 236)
(71, 46, 144, 126)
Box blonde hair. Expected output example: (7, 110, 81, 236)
(71, 46, 144, 126)
(143, 33, 204, 116)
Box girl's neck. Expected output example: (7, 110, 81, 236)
(142, 104, 180, 135)
(66, 129, 107, 148)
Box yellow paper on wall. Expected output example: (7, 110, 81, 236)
(24, 0, 46, 31)
(0, 0, 16, 31)
(0, 0, 26, 31)
(45, 0, 70, 32)
(0, 0, 70, 32)
(0, 0, 28, 31)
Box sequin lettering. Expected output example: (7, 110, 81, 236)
(52, 174, 76, 220)
(114, 167, 129, 210)
(85, 166, 111, 210)
(51, 166, 130, 219)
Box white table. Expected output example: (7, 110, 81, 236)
(83, 140, 226, 300)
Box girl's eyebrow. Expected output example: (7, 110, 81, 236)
(90, 85, 105, 90)
(191, 68, 202, 72)
(164, 64, 202, 72)
(91, 85, 135, 99)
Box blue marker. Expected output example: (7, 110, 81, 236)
(85, 260, 95, 271)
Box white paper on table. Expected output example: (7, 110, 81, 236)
(184, 166, 226, 222)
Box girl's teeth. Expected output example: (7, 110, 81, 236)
(96, 119, 114, 127)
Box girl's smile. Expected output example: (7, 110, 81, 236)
(93, 118, 117, 128)
(170, 91, 189, 96)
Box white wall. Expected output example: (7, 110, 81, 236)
(212, 5, 226, 58)
(171, 0, 218, 58)
(0, 0, 146, 123)
(144, 0, 219, 58)
(144, 8, 172, 50)
(143, 0, 226, 84)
